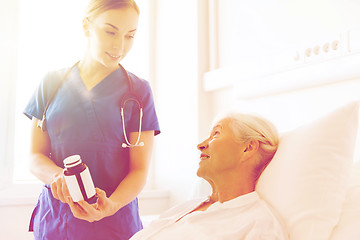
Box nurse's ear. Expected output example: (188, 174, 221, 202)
(82, 17, 90, 37)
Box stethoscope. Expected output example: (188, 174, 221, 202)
(37, 61, 144, 148)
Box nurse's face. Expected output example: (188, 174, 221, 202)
(196, 119, 247, 181)
(84, 7, 139, 69)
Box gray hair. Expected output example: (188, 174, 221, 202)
(214, 113, 279, 178)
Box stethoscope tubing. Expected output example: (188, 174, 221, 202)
(38, 61, 144, 148)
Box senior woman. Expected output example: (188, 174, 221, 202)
(130, 113, 289, 240)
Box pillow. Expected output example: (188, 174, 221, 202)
(328, 185, 360, 240)
(329, 162, 360, 240)
(256, 101, 359, 240)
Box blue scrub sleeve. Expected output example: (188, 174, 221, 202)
(127, 76, 160, 136)
(24, 71, 62, 120)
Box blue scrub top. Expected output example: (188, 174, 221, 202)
(24, 64, 160, 240)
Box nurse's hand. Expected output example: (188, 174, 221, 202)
(50, 171, 71, 203)
(66, 188, 118, 222)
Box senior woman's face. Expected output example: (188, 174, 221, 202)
(197, 119, 247, 180)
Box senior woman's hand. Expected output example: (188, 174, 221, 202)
(66, 188, 119, 222)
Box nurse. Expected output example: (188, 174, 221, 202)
(24, 0, 160, 239)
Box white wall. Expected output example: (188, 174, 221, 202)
(0, 0, 30, 239)
(204, 0, 360, 132)
(215, 0, 360, 69)
(0, 204, 35, 240)
(211, 79, 360, 131)
(151, 0, 200, 206)
(0, 0, 18, 186)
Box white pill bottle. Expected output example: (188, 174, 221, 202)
(63, 155, 96, 203)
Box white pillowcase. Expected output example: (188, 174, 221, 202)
(256, 101, 359, 240)
(329, 161, 360, 240)
(329, 185, 360, 240)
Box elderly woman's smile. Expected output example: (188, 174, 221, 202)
(200, 153, 210, 160)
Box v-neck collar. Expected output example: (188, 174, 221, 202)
(73, 64, 126, 94)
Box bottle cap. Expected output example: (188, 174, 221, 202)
(63, 155, 82, 168)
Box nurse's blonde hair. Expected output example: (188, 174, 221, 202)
(85, 0, 139, 20)
(214, 112, 279, 179)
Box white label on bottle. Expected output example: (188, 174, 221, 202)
(64, 175, 83, 202)
(80, 168, 96, 199)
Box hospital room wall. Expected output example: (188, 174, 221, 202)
(149, 0, 222, 206)
(150, 0, 204, 206)
(0, 1, 35, 239)
(199, 0, 360, 138)
(208, 80, 360, 134)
